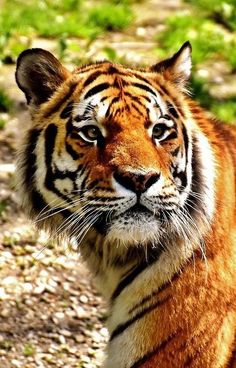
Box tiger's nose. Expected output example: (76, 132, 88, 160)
(113, 171, 160, 193)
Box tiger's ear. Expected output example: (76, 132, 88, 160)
(150, 41, 192, 89)
(16, 48, 71, 106)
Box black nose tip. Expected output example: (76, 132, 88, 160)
(114, 171, 160, 193)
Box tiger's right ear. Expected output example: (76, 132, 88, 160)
(15, 48, 71, 106)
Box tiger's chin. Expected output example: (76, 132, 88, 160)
(100, 206, 162, 246)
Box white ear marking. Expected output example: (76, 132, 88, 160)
(174, 43, 192, 79)
(151, 41, 192, 88)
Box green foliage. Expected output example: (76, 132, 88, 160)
(157, 4, 236, 123)
(0, 32, 30, 64)
(226, 41, 236, 71)
(186, 0, 236, 31)
(102, 47, 118, 61)
(190, 76, 213, 109)
(0, 0, 132, 42)
(88, 2, 133, 31)
(0, 201, 8, 217)
(157, 15, 227, 65)
(190, 76, 236, 123)
(0, 1, 93, 38)
(0, 88, 12, 112)
(0, 119, 7, 130)
(211, 99, 236, 123)
(0, 0, 134, 63)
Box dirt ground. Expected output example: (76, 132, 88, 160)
(0, 1, 235, 367)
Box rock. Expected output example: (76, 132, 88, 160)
(79, 295, 88, 304)
(33, 284, 45, 295)
(0, 287, 8, 300)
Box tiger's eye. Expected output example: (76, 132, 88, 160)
(79, 125, 101, 142)
(85, 126, 100, 139)
(152, 124, 166, 140)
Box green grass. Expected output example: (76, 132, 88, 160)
(0, 119, 7, 130)
(0, 201, 8, 217)
(156, 4, 236, 123)
(156, 15, 234, 66)
(186, 0, 236, 31)
(190, 76, 236, 123)
(0, 0, 134, 63)
(88, 3, 133, 31)
(0, 88, 12, 113)
(211, 99, 236, 123)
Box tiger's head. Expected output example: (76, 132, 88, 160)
(15, 42, 215, 256)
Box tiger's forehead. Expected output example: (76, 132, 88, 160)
(72, 93, 166, 129)
(71, 66, 170, 129)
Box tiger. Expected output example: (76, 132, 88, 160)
(15, 41, 236, 367)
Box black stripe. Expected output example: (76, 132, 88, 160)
(140, 95, 151, 103)
(65, 141, 83, 160)
(105, 96, 119, 118)
(44, 124, 72, 203)
(125, 91, 151, 105)
(182, 124, 189, 163)
(31, 189, 48, 214)
(113, 77, 129, 88)
(44, 82, 77, 118)
(172, 146, 180, 156)
(84, 82, 110, 99)
(112, 107, 122, 117)
(157, 83, 169, 96)
(108, 65, 118, 74)
(66, 117, 73, 134)
(130, 331, 179, 368)
(83, 71, 103, 87)
(167, 102, 179, 119)
(130, 102, 143, 116)
(23, 128, 42, 187)
(161, 131, 177, 143)
(133, 82, 157, 97)
(80, 169, 90, 191)
(173, 97, 185, 118)
(110, 96, 120, 105)
(132, 72, 156, 86)
(44, 124, 57, 169)
(111, 247, 163, 301)
(110, 295, 170, 340)
(86, 195, 124, 202)
(162, 114, 172, 120)
(184, 135, 203, 216)
(129, 271, 181, 314)
(124, 91, 140, 102)
(60, 101, 74, 119)
(175, 170, 187, 188)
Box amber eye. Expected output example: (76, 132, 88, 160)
(78, 125, 102, 143)
(152, 124, 166, 141)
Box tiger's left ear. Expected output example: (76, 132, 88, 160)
(150, 41, 192, 89)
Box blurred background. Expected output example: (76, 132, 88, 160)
(0, 0, 235, 367)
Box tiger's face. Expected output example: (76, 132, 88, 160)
(16, 43, 214, 251)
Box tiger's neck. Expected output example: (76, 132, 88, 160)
(81, 218, 236, 368)
(82, 233, 195, 301)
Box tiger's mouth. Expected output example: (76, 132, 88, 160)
(93, 202, 162, 243)
(120, 203, 153, 219)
